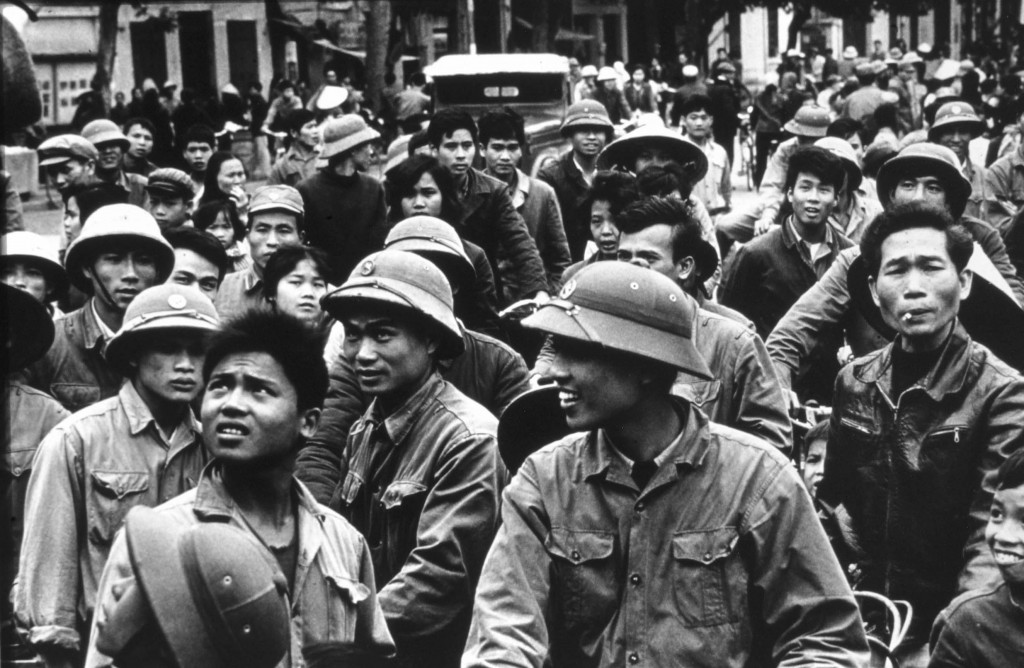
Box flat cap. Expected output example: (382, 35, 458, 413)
(144, 167, 195, 199)
(38, 134, 100, 167)
(249, 184, 304, 217)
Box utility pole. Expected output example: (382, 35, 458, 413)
(456, 0, 476, 54)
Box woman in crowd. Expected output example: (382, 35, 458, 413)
(197, 151, 249, 223)
(192, 199, 251, 273)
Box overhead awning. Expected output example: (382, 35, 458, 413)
(556, 28, 593, 41)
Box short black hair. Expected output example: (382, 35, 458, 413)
(827, 117, 864, 143)
(862, 143, 897, 180)
(478, 107, 526, 146)
(123, 116, 155, 136)
(193, 199, 246, 245)
(183, 124, 216, 149)
(163, 227, 230, 284)
(801, 419, 830, 460)
(995, 448, 1024, 491)
(427, 108, 478, 148)
(785, 145, 847, 191)
(636, 163, 688, 199)
(860, 201, 973, 276)
(65, 181, 129, 222)
(286, 109, 317, 134)
(384, 153, 462, 224)
(277, 79, 296, 93)
(617, 196, 703, 265)
(262, 246, 332, 300)
(856, 70, 876, 86)
(679, 94, 713, 118)
(410, 71, 427, 87)
(873, 103, 899, 132)
(585, 171, 640, 220)
(203, 310, 329, 412)
(406, 129, 430, 156)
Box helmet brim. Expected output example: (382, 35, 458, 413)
(0, 253, 70, 301)
(105, 322, 218, 377)
(64, 234, 176, 294)
(597, 135, 709, 183)
(522, 301, 711, 380)
(4, 284, 55, 372)
(876, 155, 971, 218)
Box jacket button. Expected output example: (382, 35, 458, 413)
(703, 552, 712, 562)
(571, 550, 581, 561)
(629, 573, 641, 586)
(13, 467, 21, 475)
(628, 652, 640, 664)
(635, 501, 645, 511)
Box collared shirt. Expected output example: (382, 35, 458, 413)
(787, 216, 837, 279)
(14, 382, 205, 652)
(85, 463, 396, 668)
(214, 263, 265, 321)
(686, 136, 732, 213)
(90, 299, 116, 340)
(572, 154, 595, 186)
(962, 156, 987, 221)
(337, 372, 503, 668)
(463, 400, 869, 667)
(17, 298, 123, 412)
(834, 188, 884, 242)
(984, 142, 1024, 236)
(111, 170, 148, 207)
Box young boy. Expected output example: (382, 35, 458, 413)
(928, 448, 1024, 666)
(680, 94, 732, 222)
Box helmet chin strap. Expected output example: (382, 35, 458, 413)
(87, 264, 126, 318)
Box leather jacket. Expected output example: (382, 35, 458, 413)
(821, 322, 1024, 641)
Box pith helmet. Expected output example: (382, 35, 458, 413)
(597, 124, 709, 184)
(2, 230, 70, 301)
(104, 283, 220, 375)
(322, 249, 465, 358)
(101, 507, 291, 668)
(384, 215, 476, 290)
(522, 261, 711, 379)
(814, 136, 863, 192)
(783, 104, 831, 137)
(928, 101, 985, 141)
(875, 142, 971, 218)
(4, 283, 55, 373)
(560, 100, 614, 137)
(81, 119, 130, 150)
(597, 66, 618, 82)
(63, 204, 176, 294)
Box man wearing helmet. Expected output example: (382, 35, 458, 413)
(462, 262, 868, 667)
(16, 204, 176, 412)
(323, 250, 504, 668)
(15, 284, 218, 668)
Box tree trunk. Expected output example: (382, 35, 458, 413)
(365, 0, 391, 114)
(95, 1, 121, 113)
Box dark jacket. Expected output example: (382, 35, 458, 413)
(822, 323, 1024, 642)
(586, 86, 631, 125)
(334, 373, 504, 668)
(297, 170, 388, 284)
(456, 168, 548, 303)
(537, 151, 592, 262)
(296, 326, 530, 504)
(17, 300, 122, 412)
(458, 238, 504, 340)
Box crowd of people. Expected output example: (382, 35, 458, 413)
(5, 41, 1024, 668)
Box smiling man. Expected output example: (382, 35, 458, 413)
(18, 204, 175, 411)
(821, 202, 1024, 667)
(323, 249, 503, 668)
(463, 261, 867, 667)
(15, 284, 217, 668)
(81, 119, 148, 207)
(928, 102, 987, 220)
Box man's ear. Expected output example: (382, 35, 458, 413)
(299, 408, 321, 440)
(676, 256, 695, 283)
(869, 275, 880, 308)
(958, 268, 973, 301)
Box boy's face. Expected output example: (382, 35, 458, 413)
(788, 171, 836, 228)
(802, 438, 826, 498)
(147, 193, 191, 230)
(482, 137, 522, 178)
(682, 109, 712, 140)
(436, 129, 476, 179)
(986, 484, 1024, 572)
(183, 141, 213, 173)
(126, 124, 153, 159)
(132, 331, 206, 406)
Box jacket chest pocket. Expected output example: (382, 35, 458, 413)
(916, 426, 973, 504)
(834, 415, 879, 467)
(50, 383, 100, 412)
(673, 379, 721, 410)
(377, 481, 428, 573)
(88, 471, 150, 546)
(543, 528, 618, 633)
(671, 528, 744, 628)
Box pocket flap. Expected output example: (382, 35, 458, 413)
(381, 480, 428, 510)
(325, 573, 371, 604)
(672, 528, 739, 565)
(672, 379, 722, 408)
(2, 447, 36, 477)
(544, 528, 615, 563)
(92, 471, 150, 499)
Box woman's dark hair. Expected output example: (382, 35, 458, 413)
(193, 199, 246, 243)
(784, 146, 847, 191)
(585, 170, 640, 218)
(860, 201, 973, 276)
(203, 310, 328, 413)
(995, 448, 1024, 491)
(872, 103, 900, 132)
(261, 246, 332, 301)
(384, 154, 462, 224)
(64, 181, 129, 222)
(198, 151, 245, 206)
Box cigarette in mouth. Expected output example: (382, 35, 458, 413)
(903, 313, 915, 321)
